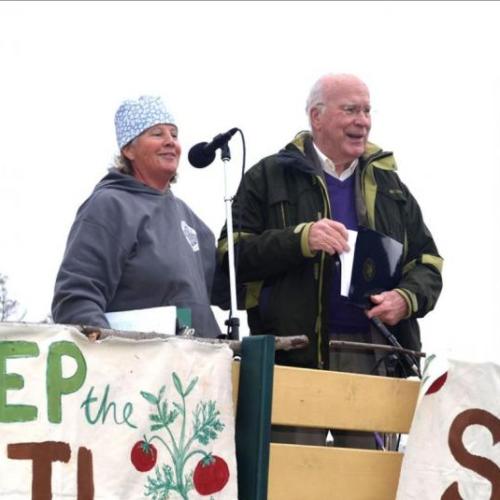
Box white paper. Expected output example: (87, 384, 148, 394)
(105, 305, 177, 334)
(339, 229, 358, 297)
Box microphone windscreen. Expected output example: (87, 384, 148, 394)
(188, 142, 215, 168)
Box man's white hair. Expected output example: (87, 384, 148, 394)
(305, 77, 327, 122)
(305, 73, 368, 126)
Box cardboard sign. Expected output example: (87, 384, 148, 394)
(0, 323, 238, 499)
(396, 357, 500, 500)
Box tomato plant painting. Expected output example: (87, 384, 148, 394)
(132, 372, 230, 499)
(422, 354, 449, 396)
(130, 439, 157, 472)
(425, 371, 448, 395)
(193, 454, 229, 495)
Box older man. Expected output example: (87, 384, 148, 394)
(217, 74, 443, 447)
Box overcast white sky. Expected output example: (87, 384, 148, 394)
(1, 1, 499, 363)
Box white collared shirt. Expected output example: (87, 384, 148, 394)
(313, 143, 358, 181)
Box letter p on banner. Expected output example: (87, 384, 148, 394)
(47, 341, 87, 423)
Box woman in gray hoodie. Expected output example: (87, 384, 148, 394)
(52, 95, 220, 338)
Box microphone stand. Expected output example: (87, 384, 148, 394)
(220, 141, 240, 340)
(370, 316, 421, 378)
(369, 316, 421, 452)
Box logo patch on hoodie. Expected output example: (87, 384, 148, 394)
(181, 221, 199, 252)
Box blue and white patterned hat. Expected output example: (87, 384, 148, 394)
(114, 95, 176, 149)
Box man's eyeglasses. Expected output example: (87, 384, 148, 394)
(339, 104, 371, 118)
(315, 102, 372, 118)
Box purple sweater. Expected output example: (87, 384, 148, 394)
(325, 173, 370, 334)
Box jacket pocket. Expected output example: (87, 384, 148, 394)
(375, 187, 407, 241)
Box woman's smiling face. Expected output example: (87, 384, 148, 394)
(123, 123, 181, 191)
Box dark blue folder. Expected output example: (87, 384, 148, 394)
(348, 227, 403, 308)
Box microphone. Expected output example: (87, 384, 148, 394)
(188, 128, 238, 168)
(370, 316, 420, 377)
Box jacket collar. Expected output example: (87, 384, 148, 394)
(280, 131, 396, 174)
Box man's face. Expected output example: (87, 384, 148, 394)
(312, 78, 371, 167)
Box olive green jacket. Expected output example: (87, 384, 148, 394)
(217, 132, 443, 372)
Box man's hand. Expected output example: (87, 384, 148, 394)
(365, 290, 408, 326)
(308, 218, 349, 255)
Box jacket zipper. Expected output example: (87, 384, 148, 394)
(280, 202, 287, 228)
(315, 174, 331, 369)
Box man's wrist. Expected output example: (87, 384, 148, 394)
(394, 288, 413, 319)
(296, 222, 317, 258)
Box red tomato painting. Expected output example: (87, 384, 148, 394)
(425, 371, 448, 395)
(193, 454, 230, 495)
(130, 440, 158, 472)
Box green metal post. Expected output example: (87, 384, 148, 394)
(235, 335, 275, 500)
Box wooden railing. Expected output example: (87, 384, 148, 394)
(232, 336, 420, 500)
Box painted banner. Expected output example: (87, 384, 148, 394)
(396, 357, 500, 500)
(0, 323, 238, 499)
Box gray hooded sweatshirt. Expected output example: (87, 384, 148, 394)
(52, 169, 220, 338)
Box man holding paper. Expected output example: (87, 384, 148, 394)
(217, 73, 443, 446)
